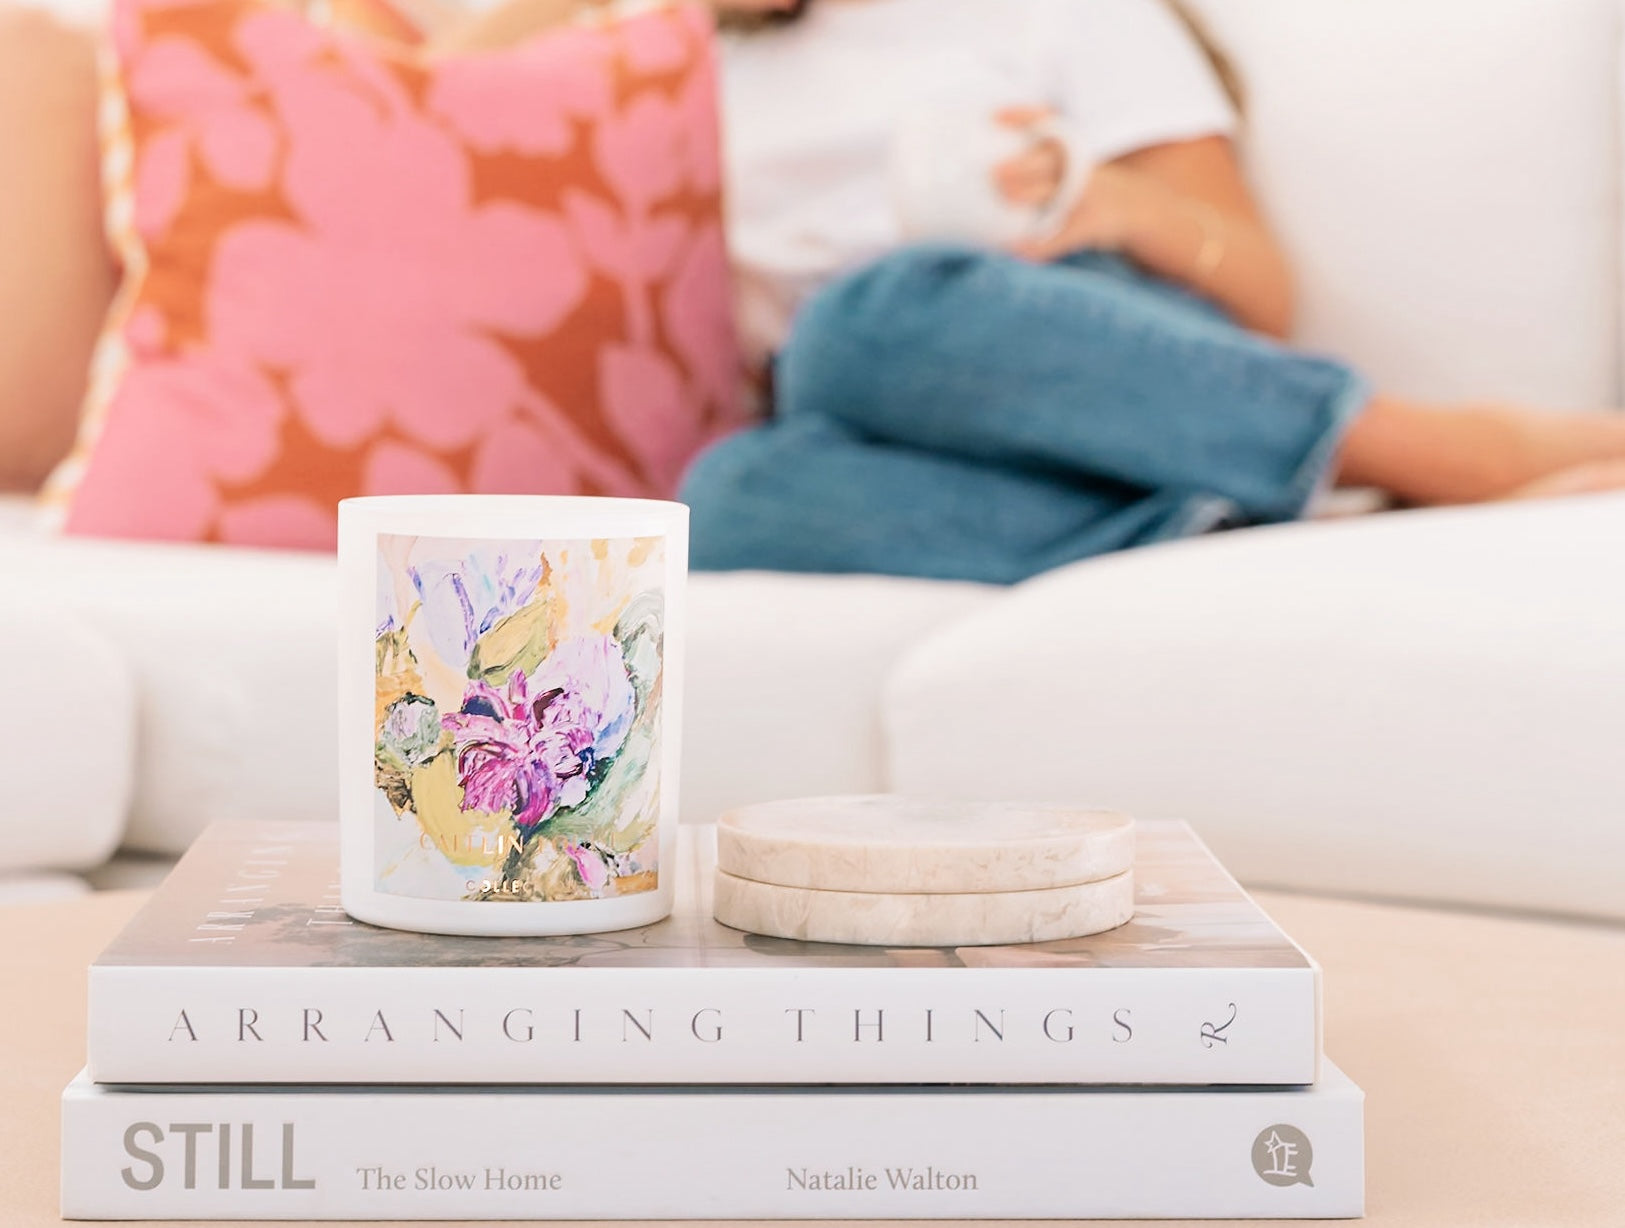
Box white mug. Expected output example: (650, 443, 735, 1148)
(338, 495, 687, 937)
(890, 104, 1090, 246)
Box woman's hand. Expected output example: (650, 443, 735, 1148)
(1005, 134, 1298, 340)
(992, 109, 1141, 261)
(991, 107, 1068, 209)
(1009, 162, 1144, 261)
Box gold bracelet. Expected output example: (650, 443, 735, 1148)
(1191, 203, 1227, 282)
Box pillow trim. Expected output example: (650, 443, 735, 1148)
(38, 33, 147, 529)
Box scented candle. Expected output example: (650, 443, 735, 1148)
(338, 495, 687, 936)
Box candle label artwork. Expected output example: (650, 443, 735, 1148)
(372, 533, 665, 903)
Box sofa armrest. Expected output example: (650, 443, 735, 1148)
(0, 600, 133, 872)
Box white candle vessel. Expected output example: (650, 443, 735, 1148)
(338, 495, 687, 936)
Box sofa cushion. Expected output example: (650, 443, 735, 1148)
(885, 493, 1625, 922)
(44, 0, 742, 550)
(684, 571, 996, 823)
(0, 504, 996, 854)
(1192, 0, 1622, 409)
(0, 529, 341, 855)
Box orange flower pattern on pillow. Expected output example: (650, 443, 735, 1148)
(48, 0, 742, 549)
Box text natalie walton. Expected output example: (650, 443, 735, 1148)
(787, 1166, 979, 1192)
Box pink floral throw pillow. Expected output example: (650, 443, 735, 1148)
(45, 0, 742, 549)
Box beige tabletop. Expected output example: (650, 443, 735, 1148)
(4, 887, 1623, 1227)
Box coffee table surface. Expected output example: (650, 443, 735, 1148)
(6, 886, 1623, 1227)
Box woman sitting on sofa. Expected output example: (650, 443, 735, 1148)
(655, 0, 1625, 583)
(436, 0, 1625, 583)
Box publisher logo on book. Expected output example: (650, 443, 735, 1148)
(1251, 1124, 1314, 1188)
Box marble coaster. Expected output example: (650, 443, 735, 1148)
(716, 795, 1134, 894)
(713, 868, 1135, 947)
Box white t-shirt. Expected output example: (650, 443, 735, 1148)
(720, 0, 1237, 357)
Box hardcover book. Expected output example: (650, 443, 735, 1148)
(86, 820, 1320, 1086)
(60, 1065, 1365, 1220)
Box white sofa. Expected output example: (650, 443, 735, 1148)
(3, 0, 1623, 921)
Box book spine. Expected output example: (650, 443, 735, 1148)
(88, 964, 1319, 1085)
(61, 1078, 1364, 1220)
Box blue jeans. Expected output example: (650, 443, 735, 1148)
(680, 247, 1369, 584)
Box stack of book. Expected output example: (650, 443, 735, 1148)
(61, 819, 1364, 1220)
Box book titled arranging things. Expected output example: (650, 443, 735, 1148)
(86, 820, 1320, 1087)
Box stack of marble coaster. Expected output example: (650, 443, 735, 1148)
(712, 795, 1137, 946)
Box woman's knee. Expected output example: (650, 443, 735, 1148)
(680, 420, 869, 572)
(680, 419, 846, 522)
(776, 243, 995, 419)
(680, 430, 776, 571)
(679, 428, 770, 508)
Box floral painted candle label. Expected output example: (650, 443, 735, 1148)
(373, 534, 665, 902)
